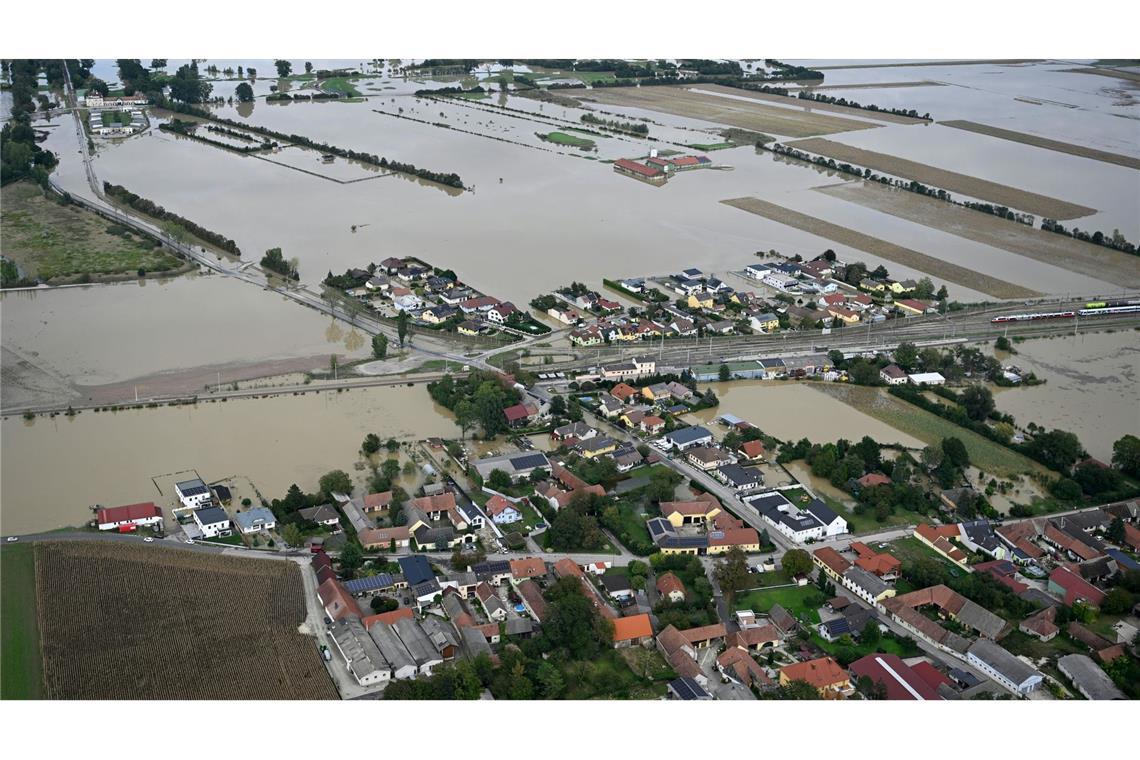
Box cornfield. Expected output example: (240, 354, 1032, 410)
(34, 541, 337, 699)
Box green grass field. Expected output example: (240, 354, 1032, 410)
(687, 142, 734, 151)
(885, 536, 964, 575)
(734, 584, 826, 624)
(816, 384, 1044, 477)
(321, 76, 361, 97)
(1, 544, 43, 699)
(1, 182, 184, 282)
(538, 131, 596, 149)
(100, 110, 131, 127)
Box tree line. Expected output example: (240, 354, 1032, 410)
(158, 119, 273, 154)
(102, 182, 242, 255)
(1, 60, 61, 187)
(167, 102, 465, 189)
(1042, 218, 1137, 256)
(580, 113, 649, 135)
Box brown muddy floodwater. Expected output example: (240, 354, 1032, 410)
(990, 330, 1140, 462)
(0, 384, 459, 535)
(686, 380, 924, 448)
(0, 275, 370, 408)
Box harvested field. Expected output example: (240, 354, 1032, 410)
(940, 120, 1140, 170)
(795, 81, 945, 91)
(691, 84, 928, 125)
(578, 86, 880, 138)
(787, 137, 1097, 220)
(816, 182, 1140, 288)
(811, 384, 1047, 477)
(720, 196, 1039, 299)
(1065, 67, 1140, 84)
(33, 541, 337, 700)
(812, 59, 1045, 70)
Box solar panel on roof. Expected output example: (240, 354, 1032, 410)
(510, 453, 548, 470)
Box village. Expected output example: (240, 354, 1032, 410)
(81, 347, 1140, 702)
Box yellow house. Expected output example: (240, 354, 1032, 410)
(578, 438, 617, 459)
(458, 321, 482, 336)
(750, 313, 779, 333)
(888, 281, 907, 294)
(859, 278, 885, 293)
(708, 531, 760, 554)
(421, 309, 447, 325)
(687, 292, 715, 310)
(827, 306, 861, 325)
(660, 499, 722, 528)
(640, 383, 671, 403)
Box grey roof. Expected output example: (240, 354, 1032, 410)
(193, 506, 229, 526)
(413, 525, 455, 548)
(331, 617, 389, 682)
(954, 598, 1009, 640)
(299, 504, 339, 523)
(843, 606, 879, 636)
(398, 555, 435, 586)
(369, 622, 417, 674)
(664, 426, 713, 446)
(802, 498, 841, 527)
(393, 617, 443, 667)
(176, 478, 209, 497)
(842, 566, 891, 599)
(233, 507, 275, 531)
(461, 626, 493, 658)
(767, 604, 797, 633)
(505, 617, 534, 636)
(419, 615, 461, 655)
(743, 490, 793, 511)
(441, 592, 470, 621)
(968, 639, 1042, 687)
(718, 463, 762, 488)
(1062, 509, 1110, 533)
(601, 574, 631, 593)
(960, 519, 1001, 553)
(343, 573, 396, 595)
(669, 677, 712, 700)
(647, 517, 708, 549)
(341, 499, 371, 532)
(1057, 654, 1126, 700)
(948, 668, 981, 688)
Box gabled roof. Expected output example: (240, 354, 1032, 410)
(849, 654, 942, 700)
(780, 656, 848, 689)
(813, 547, 851, 577)
(97, 502, 161, 525)
(656, 572, 686, 598)
(612, 613, 654, 642)
(509, 557, 547, 580)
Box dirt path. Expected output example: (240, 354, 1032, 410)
(578, 86, 881, 137)
(940, 120, 1140, 170)
(720, 196, 1040, 299)
(787, 137, 1097, 220)
(816, 181, 1140, 288)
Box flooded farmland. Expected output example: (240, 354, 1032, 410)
(686, 380, 925, 448)
(0, 384, 459, 535)
(991, 330, 1140, 462)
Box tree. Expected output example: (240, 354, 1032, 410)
(961, 385, 995, 421)
(1026, 429, 1084, 473)
(542, 577, 613, 659)
(535, 661, 564, 699)
(370, 596, 398, 613)
(234, 81, 254, 102)
(371, 333, 388, 359)
(914, 277, 936, 299)
(714, 547, 750, 604)
(397, 310, 409, 347)
(1107, 516, 1126, 545)
(281, 523, 303, 548)
(1101, 587, 1134, 615)
(1050, 477, 1081, 500)
(549, 394, 566, 417)
(719, 363, 731, 382)
(860, 622, 881, 647)
(381, 459, 401, 483)
(769, 680, 822, 700)
(782, 548, 812, 578)
(487, 469, 513, 492)
(275, 59, 292, 77)
(920, 445, 943, 471)
(454, 399, 476, 440)
(1112, 434, 1140, 478)
(168, 62, 212, 104)
(893, 342, 918, 371)
(942, 437, 970, 469)
(150, 59, 167, 70)
(305, 61, 313, 74)
(339, 541, 364, 575)
(319, 469, 353, 499)
(361, 433, 382, 456)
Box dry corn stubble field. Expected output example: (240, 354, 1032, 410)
(578, 86, 880, 137)
(787, 137, 1098, 220)
(690, 84, 929, 125)
(720, 195, 1040, 299)
(34, 541, 337, 700)
(815, 181, 1140, 288)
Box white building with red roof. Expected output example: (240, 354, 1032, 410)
(96, 502, 163, 531)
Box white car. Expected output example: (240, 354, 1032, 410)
(143, 537, 155, 543)
(184, 539, 194, 544)
(5, 536, 18, 542)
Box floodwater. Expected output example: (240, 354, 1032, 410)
(0, 384, 459, 534)
(686, 380, 925, 448)
(990, 330, 1140, 461)
(0, 275, 370, 405)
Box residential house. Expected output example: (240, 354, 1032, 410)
(660, 495, 722, 527)
(749, 312, 780, 333)
(640, 415, 666, 435)
(318, 578, 364, 622)
(358, 526, 411, 551)
(233, 507, 276, 535)
(667, 677, 712, 700)
(485, 494, 523, 525)
(842, 566, 897, 607)
(96, 502, 163, 532)
(779, 657, 852, 698)
(475, 583, 507, 621)
(661, 426, 714, 451)
(1019, 606, 1059, 642)
(299, 504, 341, 529)
(612, 614, 654, 648)
(601, 573, 633, 601)
(896, 299, 932, 316)
(907, 372, 946, 386)
(656, 572, 687, 603)
(175, 478, 212, 511)
(510, 557, 548, 582)
(687, 446, 734, 471)
(716, 463, 762, 491)
(717, 647, 772, 690)
(193, 507, 231, 539)
(473, 452, 551, 483)
(851, 542, 901, 579)
(914, 523, 969, 569)
(503, 402, 539, 428)
(880, 364, 908, 385)
(738, 439, 767, 463)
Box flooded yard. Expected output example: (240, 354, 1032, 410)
(0, 384, 459, 534)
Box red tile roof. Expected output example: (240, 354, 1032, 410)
(485, 494, 518, 518)
(780, 656, 848, 690)
(1049, 566, 1105, 606)
(813, 546, 851, 577)
(849, 654, 941, 700)
(656, 572, 686, 599)
(362, 607, 414, 629)
(96, 501, 161, 525)
(503, 403, 534, 422)
(857, 473, 892, 488)
(553, 558, 583, 578)
(614, 158, 663, 178)
(910, 660, 952, 693)
(612, 613, 654, 642)
(317, 578, 363, 621)
(510, 557, 547, 580)
(362, 491, 393, 511)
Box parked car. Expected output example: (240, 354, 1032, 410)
(6, 536, 18, 542)
(143, 537, 155, 543)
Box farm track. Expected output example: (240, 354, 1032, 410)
(815, 182, 1140, 288)
(720, 196, 1041, 299)
(787, 137, 1097, 220)
(33, 541, 337, 700)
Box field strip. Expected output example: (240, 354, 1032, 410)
(690, 83, 928, 125)
(810, 384, 1047, 477)
(941, 120, 1140, 169)
(720, 196, 1040, 299)
(792, 81, 946, 91)
(786, 137, 1097, 220)
(812, 59, 1046, 71)
(815, 182, 1140, 288)
(1065, 67, 1140, 84)
(577, 86, 880, 138)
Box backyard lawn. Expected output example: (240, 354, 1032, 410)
(735, 584, 827, 624)
(1, 544, 42, 699)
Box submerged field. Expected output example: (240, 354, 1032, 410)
(940, 120, 1140, 170)
(691, 84, 928, 125)
(33, 541, 336, 700)
(815, 181, 1140, 288)
(787, 137, 1098, 219)
(720, 196, 1039, 298)
(1, 182, 185, 282)
(580, 86, 881, 137)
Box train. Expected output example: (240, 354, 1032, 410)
(992, 304, 1140, 323)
